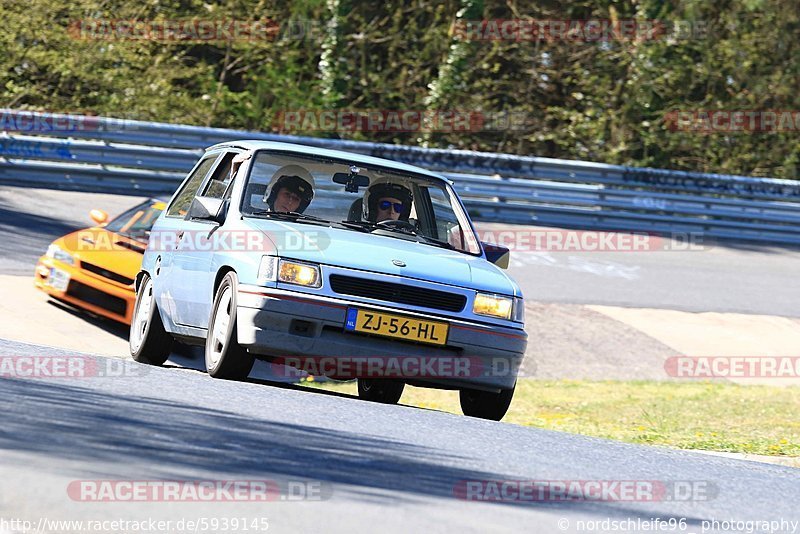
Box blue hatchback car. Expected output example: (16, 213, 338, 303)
(130, 141, 527, 420)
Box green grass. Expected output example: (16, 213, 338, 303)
(302, 378, 800, 457)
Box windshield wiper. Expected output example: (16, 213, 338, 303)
(337, 220, 374, 232)
(250, 210, 335, 225)
(113, 230, 149, 242)
(415, 235, 458, 251)
(339, 220, 458, 250)
(340, 220, 419, 236)
(338, 219, 386, 231)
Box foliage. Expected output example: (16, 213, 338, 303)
(2, 0, 799, 178)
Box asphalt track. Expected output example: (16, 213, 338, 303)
(1, 339, 799, 533)
(1, 185, 799, 532)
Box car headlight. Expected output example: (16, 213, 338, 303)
(473, 293, 513, 320)
(279, 260, 321, 287)
(259, 256, 321, 288)
(46, 244, 75, 266)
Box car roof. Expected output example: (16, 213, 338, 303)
(205, 140, 451, 183)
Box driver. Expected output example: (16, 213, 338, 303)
(264, 165, 315, 213)
(363, 182, 413, 223)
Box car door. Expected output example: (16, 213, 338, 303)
(154, 155, 218, 323)
(170, 150, 240, 328)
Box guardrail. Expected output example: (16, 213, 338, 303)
(2, 110, 800, 245)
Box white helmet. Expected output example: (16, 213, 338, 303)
(265, 164, 315, 213)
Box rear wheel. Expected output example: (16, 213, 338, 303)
(357, 378, 405, 404)
(129, 273, 172, 365)
(205, 272, 255, 380)
(459, 383, 515, 421)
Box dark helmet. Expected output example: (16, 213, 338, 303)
(363, 182, 413, 222)
(265, 164, 315, 213)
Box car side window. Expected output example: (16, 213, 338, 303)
(425, 185, 468, 250)
(166, 157, 216, 218)
(200, 152, 237, 200)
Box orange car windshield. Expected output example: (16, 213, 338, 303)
(104, 202, 164, 241)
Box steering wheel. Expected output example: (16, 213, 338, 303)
(377, 219, 417, 233)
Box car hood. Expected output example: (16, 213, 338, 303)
(243, 220, 520, 296)
(57, 228, 147, 282)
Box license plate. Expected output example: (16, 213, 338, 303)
(47, 268, 70, 292)
(345, 308, 449, 346)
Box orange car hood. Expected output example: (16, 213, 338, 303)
(57, 228, 147, 282)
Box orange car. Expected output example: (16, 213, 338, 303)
(34, 199, 165, 325)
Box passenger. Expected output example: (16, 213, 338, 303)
(265, 165, 315, 213)
(363, 182, 413, 223)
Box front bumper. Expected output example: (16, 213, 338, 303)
(34, 257, 135, 325)
(237, 285, 527, 392)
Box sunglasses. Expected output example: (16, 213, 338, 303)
(378, 200, 405, 213)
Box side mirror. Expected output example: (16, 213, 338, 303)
(187, 196, 225, 224)
(90, 209, 108, 226)
(482, 242, 510, 269)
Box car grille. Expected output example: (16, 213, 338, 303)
(329, 274, 467, 312)
(81, 262, 134, 286)
(67, 280, 128, 316)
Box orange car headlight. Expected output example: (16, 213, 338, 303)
(46, 244, 75, 266)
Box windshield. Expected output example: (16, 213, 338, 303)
(104, 200, 165, 241)
(240, 151, 482, 254)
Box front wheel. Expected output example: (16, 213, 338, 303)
(129, 273, 172, 365)
(206, 272, 255, 380)
(357, 378, 405, 404)
(459, 383, 515, 421)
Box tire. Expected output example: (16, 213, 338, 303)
(459, 383, 515, 421)
(206, 272, 255, 380)
(129, 273, 173, 365)
(357, 378, 405, 404)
